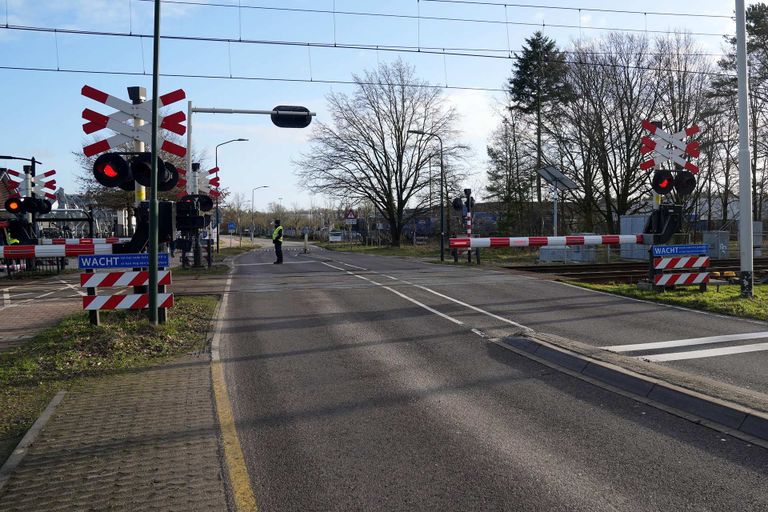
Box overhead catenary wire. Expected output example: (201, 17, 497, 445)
(0, 24, 734, 78)
(128, 0, 732, 38)
(420, 0, 734, 19)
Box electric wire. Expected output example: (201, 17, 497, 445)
(0, 24, 733, 78)
(128, 0, 732, 38)
(420, 0, 734, 19)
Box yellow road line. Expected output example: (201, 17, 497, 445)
(212, 360, 258, 511)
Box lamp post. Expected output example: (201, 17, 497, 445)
(408, 129, 445, 261)
(251, 185, 269, 242)
(214, 138, 248, 252)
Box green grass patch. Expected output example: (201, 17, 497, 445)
(575, 282, 768, 320)
(0, 295, 218, 463)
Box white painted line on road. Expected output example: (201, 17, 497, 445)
(35, 291, 55, 300)
(2, 288, 9, 307)
(323, 263, 348, 272)
(236, 261, 319, 266)
(58, 279, 87, 297)
(382, 284, 465, 326)
(340, 262, 367, 271)
(410, 283, 531, 331)
(607, 331, 768, 353)
(642, 342, 768, 362)
(322, 262, 528, 332)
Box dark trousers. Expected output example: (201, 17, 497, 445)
(274, 241, 283, 263)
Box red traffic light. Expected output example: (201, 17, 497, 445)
(93, 153, 131, 188)
(651, 170, 674, 195)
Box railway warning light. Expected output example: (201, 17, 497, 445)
(5, 197, 51, 215)
(93, 152, 178, 191)
(651, 170, 674, 195)
(674, 171, 696, 196)
(5, 197, 22, 214)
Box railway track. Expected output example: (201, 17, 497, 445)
(506, 257, 768, 283)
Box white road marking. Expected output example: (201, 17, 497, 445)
(321, 262, 521, 331)
(606, 332, 768, 353)
(235, 261, 319, 266)
(341, 262, 368, 271)
(642, 342, 768, 362)
(2, 288, 9, 307)
(58, 279, 86, 297)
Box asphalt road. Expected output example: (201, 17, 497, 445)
(219, 244, 768, 511)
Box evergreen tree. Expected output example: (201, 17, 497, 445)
(508, 31, 573, 206)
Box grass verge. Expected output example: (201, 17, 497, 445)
(0, 295, 218, 464)
(574, 282, 768, 320)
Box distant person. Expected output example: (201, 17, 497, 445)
(272, 219, 284, 264)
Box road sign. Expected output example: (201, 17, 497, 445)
(81, 85, 187, 157)
(228, 222, 236, 233)
(78, 252, 170, 269)
(651, 244, 709, 257)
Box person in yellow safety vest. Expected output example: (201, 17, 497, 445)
(272, 219, 284, 264)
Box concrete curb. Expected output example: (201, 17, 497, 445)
(499, 335, 768, 447)
(0, 391, 66, 492)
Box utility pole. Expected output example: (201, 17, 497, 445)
(736, 0, 754, 298)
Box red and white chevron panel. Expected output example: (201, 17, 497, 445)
(1, 244, 113, 259)
(654, 272, 710, 286)
(80, 270, 172, 288)
(41, 237, 130, 245)
(653, 256, 709, 270)
(82, 293, 174, 311)
(81, 84, 187, 158)
(449, 234, 643, 249)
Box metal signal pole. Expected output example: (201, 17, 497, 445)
(736, 0, 754, 298)
(148, 0, 162, 324)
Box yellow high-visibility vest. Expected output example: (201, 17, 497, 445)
(272, 225, 283, 243)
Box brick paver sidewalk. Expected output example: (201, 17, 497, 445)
(0, 269, 236, 510)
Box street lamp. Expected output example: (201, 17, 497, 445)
(408, 129, 445, 261)
(251, 185, 269, 242)
(214, 138, 248, 252)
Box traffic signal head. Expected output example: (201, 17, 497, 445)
(651, 170, 674, 195)
(93, 153, 132, 188)
(93, 152, 178, 191)
(5, 197, 22, 214)
(271, 105, 312, 129)
(674, 171, 696, 196)
(5, 197, 51, 215)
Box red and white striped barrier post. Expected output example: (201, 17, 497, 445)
(449, 234, 644, 249)
(79, 269, 173, 325)
(651, 255, 710, 290)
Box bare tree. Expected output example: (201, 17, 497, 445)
(296, 59, 464, 246)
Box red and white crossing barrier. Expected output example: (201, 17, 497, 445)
(449, 234, 643, 249)
(653, 256, 709, 271)
(2, 244, 113, 259)
(80, 270, 172, 288)
(83, 293, 174, 311)
(40, 237, 130, 245)
(654, 272, 709, 287)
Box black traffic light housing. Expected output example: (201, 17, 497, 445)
(674, 171, 696, 195)
(651, 170, 674, 195)
(5, 196, 51, 215)
(112, 201, 176, 254)
(92, 152, 179, 191)
(642, 204, 682, 245)
(271, 105, 312, 129)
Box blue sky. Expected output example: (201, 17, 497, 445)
(0, 0, 746, 211)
